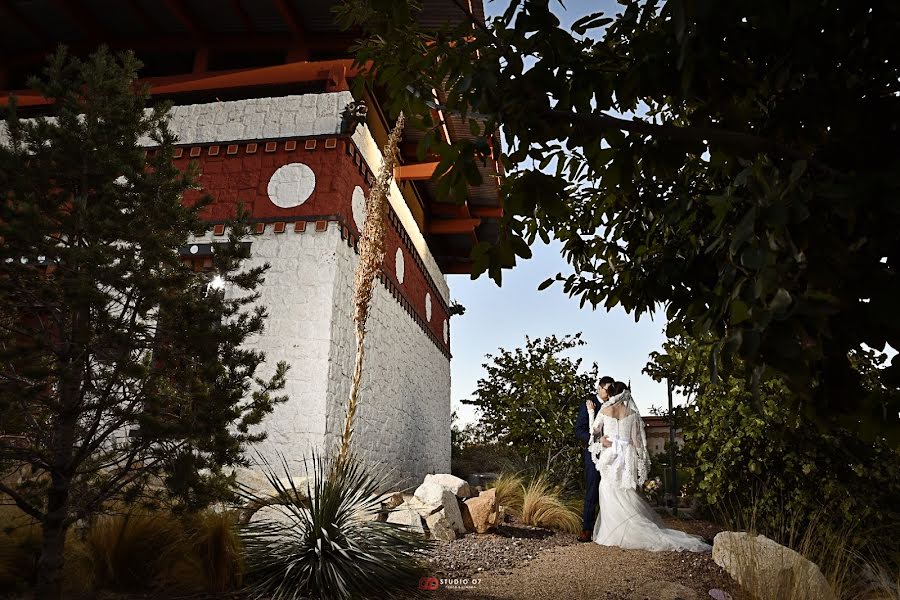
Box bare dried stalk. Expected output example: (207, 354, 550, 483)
(336, 112, 406, 467)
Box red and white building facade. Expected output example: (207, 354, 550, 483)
(0, 1, 500, 487)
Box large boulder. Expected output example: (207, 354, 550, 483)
(377, 491, 405, 510)
(250, 504, 302, 530)
(413, 480, 447, 506)
(425, 509, 457, 541)
(423, 473, 472, 498)
(713, 532, 836, 600)
(404, 494, 442, 518)
(437, 489, 467, 536)
(386, 501, 426, 534)
(463, 488, 498, 534)
(628, 580, 697, 600)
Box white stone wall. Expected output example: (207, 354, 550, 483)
(324, 234, 451, 489)
(141, 92, 354, 146)
(1, 92, 354, 148)
(194, 223, 451, 484)
(190, 226, 339, 469)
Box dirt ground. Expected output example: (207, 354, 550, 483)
(407, 516, 743, 600)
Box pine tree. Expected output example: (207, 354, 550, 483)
(0, 48, 288, 599)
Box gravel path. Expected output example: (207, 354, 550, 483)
(411, 517, 744, 600)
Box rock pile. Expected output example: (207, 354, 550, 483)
(385, 473, 500, 540)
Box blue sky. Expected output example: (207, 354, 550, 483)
(448, 1, 669, 425)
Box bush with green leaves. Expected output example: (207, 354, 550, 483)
(460, 334, 598, 490)
(646, 337, 900, 563)
(239, 453, 431, 600)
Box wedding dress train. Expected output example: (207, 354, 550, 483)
(587, 396, 711, 552)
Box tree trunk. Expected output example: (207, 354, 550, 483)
(34, 473, 71, 600)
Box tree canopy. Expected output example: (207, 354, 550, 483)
(337, 0, 900, 437)
(462, 333, 598, 483)
(0, 48, 287, 599)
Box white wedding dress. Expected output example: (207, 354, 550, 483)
(587, 392, 711, 552)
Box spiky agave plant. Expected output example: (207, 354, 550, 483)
(239, 451, 431, 600)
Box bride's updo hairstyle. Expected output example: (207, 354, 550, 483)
(609, 381, 629, 398)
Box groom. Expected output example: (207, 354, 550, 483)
(574, 375, 615, 542)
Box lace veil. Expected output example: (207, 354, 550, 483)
(588, 388, 651, 487)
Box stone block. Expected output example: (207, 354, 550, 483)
(425, 509, 457, 541)
(463, 488, 498, 534)
(386, 501, 425, 534)
(713, 531, 836, 600)
(424, 473, 471, 498)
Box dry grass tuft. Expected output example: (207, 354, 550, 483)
(490, 472, 581, 534)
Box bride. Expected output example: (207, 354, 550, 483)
(586, 381, 710, 552)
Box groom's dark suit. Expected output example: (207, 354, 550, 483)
(575, 394, 602, 532)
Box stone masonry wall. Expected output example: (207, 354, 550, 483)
(324, 234, 452, 489)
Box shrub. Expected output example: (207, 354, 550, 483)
(490, 472, 581, 534)
(0, 504, 41, 592)
(239, 452, 431, 600)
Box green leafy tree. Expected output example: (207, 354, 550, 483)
(462, 334, 598, 485)
(645, 337, 900, 557)
(336, 0, 900, 439)
(0, 48, 288, 599)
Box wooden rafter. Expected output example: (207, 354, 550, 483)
(163, 0, 205, 38)
(0, 0, 46, 41)
(394, 162, 439, 182)
(228, 0, 256, 33)
(53, 0, 104, 40)
(0, 58, 362, 107)
(0, 32, 358, 70)
(126, 0, 159, 33)
(273, 0, 304, 38)
(426, 219, 481, 235)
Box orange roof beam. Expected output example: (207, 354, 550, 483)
(394, 162, 440, 182)
(0, 58, 365, 108)
(427, 219, 481, 235)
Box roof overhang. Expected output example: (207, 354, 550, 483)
(0, 0, 501, 275)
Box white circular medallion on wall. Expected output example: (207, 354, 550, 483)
(443, 319, 448, 344)
(351, 185, 367, 232)
(267, 162, 316, 208)
(395, 247, 405, 284)
(425, 293, 432, 322)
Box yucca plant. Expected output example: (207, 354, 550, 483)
(239, 452, 431, 600)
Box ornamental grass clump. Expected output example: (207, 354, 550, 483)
(239, 452, 431, 600)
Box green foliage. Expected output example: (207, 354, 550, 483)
(239, 453, 430, 600)
(646, 337, 900, 562)
(337, 0, 900, 438)
(0, 47, 287, 595)
(461, 333, 598, 487)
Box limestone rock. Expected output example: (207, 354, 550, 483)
(424, 473, 471, 498)
(438, 489, 467, 536)
(425, 509, 457, 541)
(463, 488, 498, 534)
(386, 501, 426, 534)
(404, 494, 442, 518)
(628, 580, 697, 600)
(460, 502, 476, 533)
(414, 480, 447, 506)
(378, 491, 405, 510)
(250, 504, 301, 530)
(713, 531, 836, 600)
